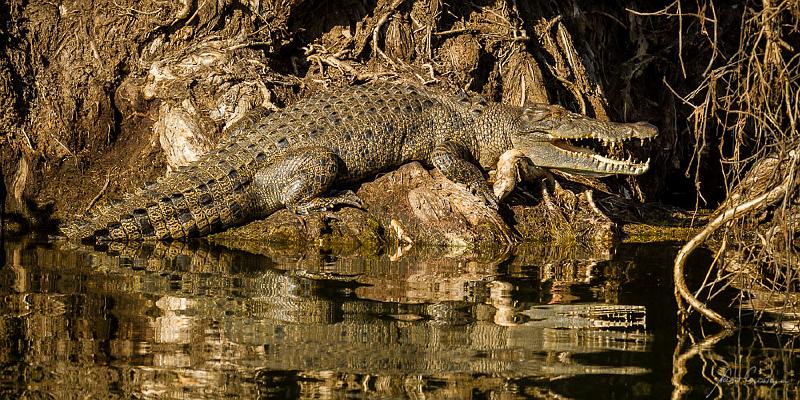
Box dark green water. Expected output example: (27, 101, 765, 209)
(0, 237, 797, 399)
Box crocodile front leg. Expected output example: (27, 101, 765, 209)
(430, 141, 499, 209)
(493, 149, 551, 201)
(253, 146, 362, 215)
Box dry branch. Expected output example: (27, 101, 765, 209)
(651, 0, 800, 329)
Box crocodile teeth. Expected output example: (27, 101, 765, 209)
(591, 154, 628, 166)
(591, 154, 649, 172)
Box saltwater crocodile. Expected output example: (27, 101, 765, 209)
(62, 82, 657, 242)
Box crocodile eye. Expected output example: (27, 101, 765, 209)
(521, 105, 551, 122)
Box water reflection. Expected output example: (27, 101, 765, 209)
(1, 237, 792, 399)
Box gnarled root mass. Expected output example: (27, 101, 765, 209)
(665, 0, 800, 330)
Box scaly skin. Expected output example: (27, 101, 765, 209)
(61, 82, 657, 242)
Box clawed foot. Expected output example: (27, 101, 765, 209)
(492, 176, 515, 201)
(469, 182, 500, 210)
(288, 190, 365, 215)
(493, 173, 555, 203)
(493, 150, 552, 201)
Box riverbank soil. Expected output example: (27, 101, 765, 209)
(3, 0, 794, 275)
(1, 0, 709, 244)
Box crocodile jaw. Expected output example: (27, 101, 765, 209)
(525, 139, 650, 176)
(509, 104, 657, 176)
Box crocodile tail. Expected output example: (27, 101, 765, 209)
(62, 113, 271, 243)
(60, 193, 173, 242)
(61, 167, 258, 243)
(60, 181, 227, 242)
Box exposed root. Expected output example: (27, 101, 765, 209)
(85, 168, 114, 213)
(674, 151, 798, 329)
(371, 0, 405, 67)
(11, 155, 29, 219)
(306, 46, 395, 82)
(643, 0, 800, 329)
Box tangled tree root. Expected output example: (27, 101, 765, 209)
(674, 150, 798, 330)
(660, 0, 800, 329)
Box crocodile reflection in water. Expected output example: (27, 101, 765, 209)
(1, 239, 650, 398)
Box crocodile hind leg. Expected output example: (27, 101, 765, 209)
(430, 141, 499, 209)
(253, 147, 362, 215)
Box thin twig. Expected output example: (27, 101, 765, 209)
(432, 27, 477, 36)
(225, 41, 272, 52)
(308, 53, 394, 82)
(86, 169, 114, 213)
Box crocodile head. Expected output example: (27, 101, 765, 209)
(509, 104, 657, 176)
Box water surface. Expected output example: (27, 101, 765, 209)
(0, 237, 796, 399)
